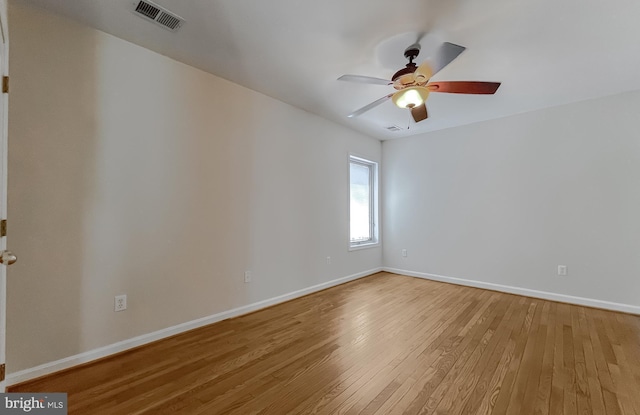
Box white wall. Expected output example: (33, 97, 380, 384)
(7, 2, 381, 375)
(383, 91, 640, 311)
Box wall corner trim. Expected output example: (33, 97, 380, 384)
(383, 267, 640, 316)
(6, 267, 382, 386)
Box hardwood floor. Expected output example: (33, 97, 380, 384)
(10, 272, 640, 414)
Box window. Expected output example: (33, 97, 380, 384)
(349, 155, 378, 248)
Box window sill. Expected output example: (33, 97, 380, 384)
(349, 242, 380, 251)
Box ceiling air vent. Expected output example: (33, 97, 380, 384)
(133, 0, 184, 32)
(385, 125, 403, 132)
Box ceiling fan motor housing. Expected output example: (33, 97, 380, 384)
(392, 44, 423, 88)
(392, 64, 418, 84)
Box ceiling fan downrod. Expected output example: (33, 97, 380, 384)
(404, 43, 421, 64)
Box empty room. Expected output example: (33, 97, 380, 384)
(1, 0, 639, 414)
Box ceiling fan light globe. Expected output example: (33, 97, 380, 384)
(392, 86, 429, 109)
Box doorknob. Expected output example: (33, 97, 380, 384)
(0, 250, 17, 265)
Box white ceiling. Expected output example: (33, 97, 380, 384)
(19, 0, 640, 140)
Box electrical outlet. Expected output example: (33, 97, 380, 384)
(326, 256, 331, 265)
(244, 271, 252, 283)
(557, 265, 568, 276)
(402, 249, 407, 257)
(114, 295, 127, 312)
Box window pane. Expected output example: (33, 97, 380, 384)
(350, 162, 371, 242)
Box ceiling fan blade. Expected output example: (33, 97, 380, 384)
(338, 75, 392, 86)
(429, 42, 466, 76)
(414, 60, 433, 84)
(347, 94, 393, 118)
(411, 103, 428, 123)
(427, 81, 501, 94)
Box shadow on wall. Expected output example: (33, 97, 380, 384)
(6, 1, 263, 373)
(7, 3, 98, 373)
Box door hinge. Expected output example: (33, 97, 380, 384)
(0, 363, 5, 382)
(0, 220, 5, 237)
(2, 76, 7, 94)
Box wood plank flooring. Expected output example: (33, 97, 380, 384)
(9, 272, 640, 414)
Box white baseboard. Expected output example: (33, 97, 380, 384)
(384, 267, 640, 315)
(6, 267, 381, 387)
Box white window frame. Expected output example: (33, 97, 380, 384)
(349, 154, 379, 250)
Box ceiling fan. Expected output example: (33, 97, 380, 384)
(338, 41, 501, 123)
